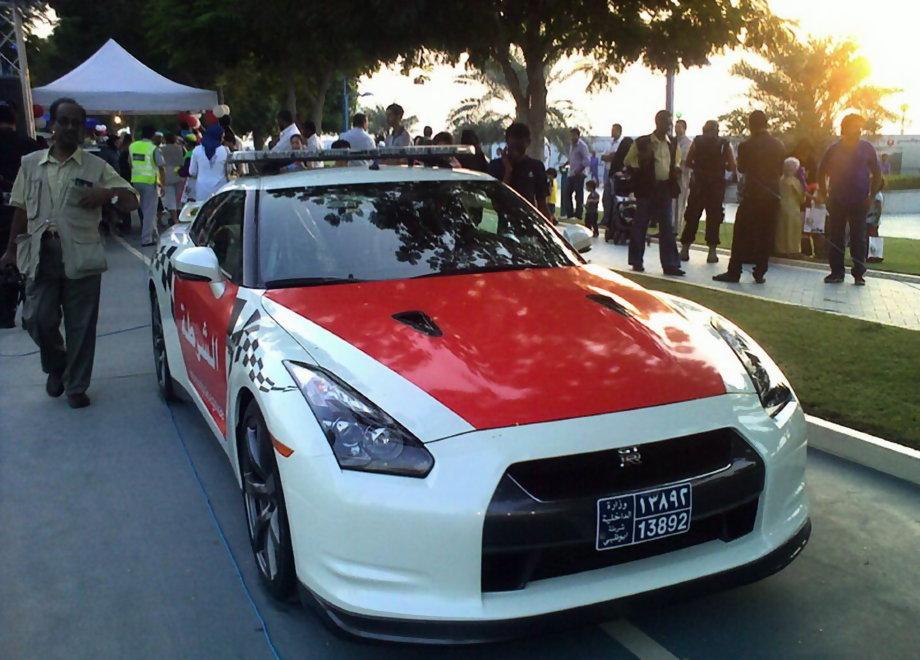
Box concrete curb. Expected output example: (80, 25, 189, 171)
(806, 415, 920, 486)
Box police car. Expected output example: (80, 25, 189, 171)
(148, 146, 809, 643)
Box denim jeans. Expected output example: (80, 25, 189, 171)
(563, 173, 585, 218)
(827, 198, 869, 277)
(629, 182, 681, 270)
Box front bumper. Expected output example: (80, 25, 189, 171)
(301, 518, 811, 645)
(279, 393, 809, 640)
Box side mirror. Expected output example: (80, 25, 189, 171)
(173, 246, 223, 283)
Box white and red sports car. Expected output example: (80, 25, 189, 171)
(148, 150, 809, 644)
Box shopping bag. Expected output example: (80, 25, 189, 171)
(804, 204, 827, 234)
(868, 236, 884, 260)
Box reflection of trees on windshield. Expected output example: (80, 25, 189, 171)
(262, 181, 578, 281)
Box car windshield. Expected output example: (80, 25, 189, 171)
(257, 180, 581, 286)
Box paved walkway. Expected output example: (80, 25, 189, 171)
(585, 238, 920, 331)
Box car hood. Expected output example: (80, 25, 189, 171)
(264, 265, 732, 431)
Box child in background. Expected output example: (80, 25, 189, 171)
(546, 168, 558, 218)
(866, 179, 885, 262)
(585, 179, 600, 237)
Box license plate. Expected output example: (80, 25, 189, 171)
(596, 483, 692, 551)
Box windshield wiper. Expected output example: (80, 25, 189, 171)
(412, 264, 554, 279)
(263, 276, 368, 288)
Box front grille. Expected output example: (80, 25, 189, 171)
(507, 430, 733, 501)
(482, 429, 764, 592)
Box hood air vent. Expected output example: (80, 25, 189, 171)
(587, 293, 633, 317)
(392, 310, 443, 337)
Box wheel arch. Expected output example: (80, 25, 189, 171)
(231, 385, 257, 484)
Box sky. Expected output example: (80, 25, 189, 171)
(358, 0, 920, 137)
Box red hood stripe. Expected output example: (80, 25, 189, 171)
(267, 266, 726, 429)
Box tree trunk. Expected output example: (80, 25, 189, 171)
(522, 56, 548, 161)
(308, 71, 334, 135)
(252, 128, 265, 151)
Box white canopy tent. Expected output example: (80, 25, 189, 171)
(31, 39, 217, 114)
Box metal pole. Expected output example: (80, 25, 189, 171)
(5, 1, 35, 137)
(665, 68, 675, 125)
(342, 78, 349, 134)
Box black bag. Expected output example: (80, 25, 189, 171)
(0, 264, 24, 328)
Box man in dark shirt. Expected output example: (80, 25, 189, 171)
(817, 114, 882, 285)
(713, 111, 785, 283)
(488, 122, 551, 220)
(680, 119, 737, 263)
(0, 102, 38, 327)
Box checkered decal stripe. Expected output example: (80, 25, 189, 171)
(153, 245, 178, 293)
(228, 310, 295, 393)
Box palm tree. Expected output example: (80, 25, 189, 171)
(447, 56, 585, 156)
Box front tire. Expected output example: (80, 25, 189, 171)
(150, 289, 178, 401)
(239, 401, 297, 600)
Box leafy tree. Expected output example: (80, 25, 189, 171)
(147, 0, 405, 135)
(719, 36, 899, 142)
(27, 0, 169, 85)
(447, 56, 584, 156)
(377, 0, 783, 158)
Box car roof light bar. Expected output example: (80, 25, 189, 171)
(228, 144, 475, 164)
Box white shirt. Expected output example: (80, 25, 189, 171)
(339, 126, 376, 151)
(188, 144, 230, 201)
(603, 137, 621, 180)
(677, 135, 692, 170)
(385, 127, 411, 148)
(303, 133, 324, 169)
(339, 126, 377, 166)
(271, 123, 301, 152)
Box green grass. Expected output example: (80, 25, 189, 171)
(621, 272, 920, 451)
(882, 174, 920, 191)
(691, 220, 920, 276)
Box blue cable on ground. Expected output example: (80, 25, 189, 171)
(163, 400, 283, 660)
(0, 323, 150, 357)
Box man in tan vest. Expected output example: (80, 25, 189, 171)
(0, 98, 139, 408)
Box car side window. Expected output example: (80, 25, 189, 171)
(202, 190, 246, 282)
(190, 194, 227, 245)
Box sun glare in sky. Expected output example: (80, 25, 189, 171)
(360, 0, 919, 137)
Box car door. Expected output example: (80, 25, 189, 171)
(173, 189, 246, 435)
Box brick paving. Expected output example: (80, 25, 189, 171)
(586, 238, 920, 331)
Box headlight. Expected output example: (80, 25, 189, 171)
(284, 362, 434, 477)
(711, 317, 792, 416)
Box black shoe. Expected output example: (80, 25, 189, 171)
(46, 372, 64, 398)
(631, 264, 645, 273)
(713, 272, 740, 283)
(824, 273, 845, 284)
(67, 393, 91, 409)
(854, 275, 866, 286)
(663, 268, 685, 277)
(753, 275, 766, 284)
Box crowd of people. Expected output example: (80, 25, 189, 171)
(0, 93, 887, 410)
(545, 109, 883, 283)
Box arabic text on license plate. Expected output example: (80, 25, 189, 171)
(596, 483, 692, 551)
